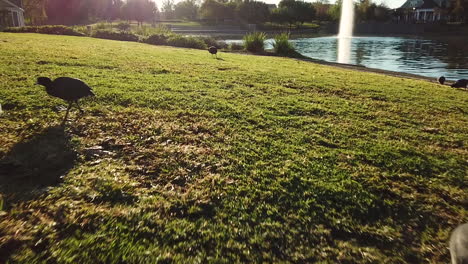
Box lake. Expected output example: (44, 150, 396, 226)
(226, 36, 468, 80)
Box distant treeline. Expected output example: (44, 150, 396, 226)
(22, 0, 394, 26)
(23, 0, 155, 25)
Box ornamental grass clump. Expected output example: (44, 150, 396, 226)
(273, 33, 296, 56)
(243, 32, 267, 53)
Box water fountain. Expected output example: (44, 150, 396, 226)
(337, 0, 354, 64)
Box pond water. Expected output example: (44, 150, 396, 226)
(226, 36, 468, 80)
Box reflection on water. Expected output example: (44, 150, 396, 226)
(338, 37, 352, 64)
(292, 36, 468, 80)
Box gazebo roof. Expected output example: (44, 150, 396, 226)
(0, 0, 23, 10)
(399, 0, 422, 9)
(398, 0, 450, 9)
(420, 0, 439, 8)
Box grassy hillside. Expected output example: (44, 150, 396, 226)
(0, 33, 467, 263)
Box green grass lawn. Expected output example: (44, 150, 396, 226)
(261, 22, 320, 30)
(90, 21, 204, 29)
(161, 21, 205, 27)
(0, 33, 467, 263)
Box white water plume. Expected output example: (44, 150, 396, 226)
(337, 0, 354, 63)
(338, 37, 352, 64)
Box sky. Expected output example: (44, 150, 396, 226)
(152, 0, 406, 11)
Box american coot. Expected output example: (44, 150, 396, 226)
(208, 46, 218, 58)
(438, 76, 446, 85)
(36, 77, 95, 124)
(451, 79, 468, 88)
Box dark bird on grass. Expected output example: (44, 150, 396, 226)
(208, 46, 218, 58)
(438, 76, 446, 85)
(451, 79, 468, 88)
(36, 77, 95, 124)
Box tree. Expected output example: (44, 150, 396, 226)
(91, 0, 126, 21)
(88, 0, 112, 21)
(121, 0, 157, 25)
(200, 0, 234, 22)
(29, 0, 140, 25)
(162, 0, 175, 19)
(355, 0, 391, 22)
(174, 0, 199, 20)
(272, 0, 316, 27)
(110, 0, 124, 20)
(372, 4, 391, 21)
(295, 1, 316, 24)
(237, 1, 270, 24)
(271, 7, 295, 26)
(449, 0, 468, 21)
(327, 0, 341, 21)
(45, 0, 90, 25)
(312, 0, 332, 21)
(22, 0, 47, 25)
(356, 0, 371, 21)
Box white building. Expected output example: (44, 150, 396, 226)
(0, 0, 25, 28)
(397, 0, 451, 23)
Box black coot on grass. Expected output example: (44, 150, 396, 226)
(36, 77, 95, 124)
(438, 76, 446, 85)
(208, 46, 218, 58)
(451, 79, 468, 88)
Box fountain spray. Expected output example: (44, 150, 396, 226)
(337, 0, 354, 63)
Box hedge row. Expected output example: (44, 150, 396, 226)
(91, 30, 140, 42)
(142, 34, 209, 50)
(3, 25, 84, 36)
(3, 25, 229, 50)
(3, 25, 301, 56)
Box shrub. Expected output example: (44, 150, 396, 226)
(143, 34, 170, 45)
(217, 41, 229, 49)
(201, 37, 227, 49)
(229, 42, 244, 51)
(144, 34, 209, 50)
(3, 25, 84, 36)
(38, 25, 84, 36)
(3, 26, 28, 33)
(134, 24, 174, 37)
(166, 35, 207, 49)
(91, 30, 139, 42)
(243, 32, 266, 53)
(94, 22, 110, 30)
(154, 24, 171, 34)
(72, 26, 89, 36)
(273, 33, 296, 56)
(133, 25, 152, 36)
(115, 21, 131, 32)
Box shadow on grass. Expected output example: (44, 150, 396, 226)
(0, 126, 76, 206)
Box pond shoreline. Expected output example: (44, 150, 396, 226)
(288, 36, 467, 80)
(297, 56, 444, 83)
(229, 49, 463, 85)
(297, 55, 467, 86)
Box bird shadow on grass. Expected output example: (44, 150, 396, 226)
(0, 126, 76, 207)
